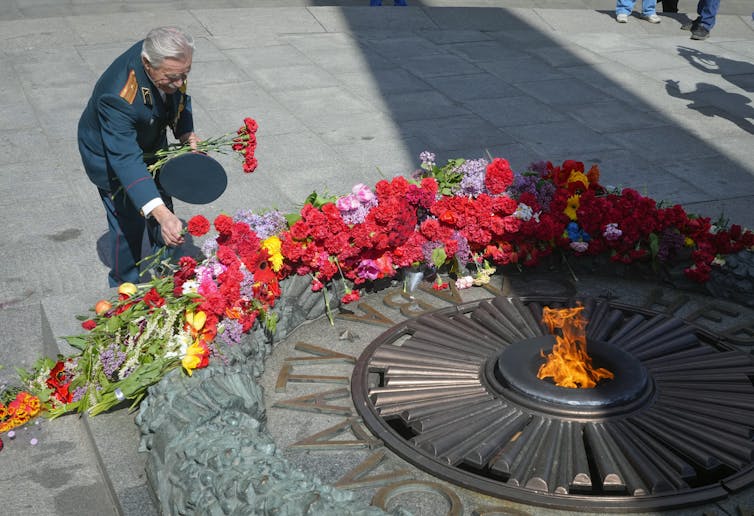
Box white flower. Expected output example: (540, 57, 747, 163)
(181, 279, 199, 295)
(164, 332, 192, 358)
(513, 203, 533, 221)
(455, 276, 474, 290)
(712, 256, 726, 266)
(570, 241, 589, 253)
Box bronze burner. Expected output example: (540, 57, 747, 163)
(351, 296, 754, 512)
(490, 335, 652, 417)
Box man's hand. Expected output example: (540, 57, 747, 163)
(179, 132, 199, 150)
(151, 205, 185, 247)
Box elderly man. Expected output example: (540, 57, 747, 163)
(78, 26, 198, 287)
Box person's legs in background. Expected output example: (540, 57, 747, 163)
(616, 0, 634, 22)
(660, 0, 679, 13)
(690, 0, 719, 39)
(640, 0, 661, 22)
(697, 0, 719, 30)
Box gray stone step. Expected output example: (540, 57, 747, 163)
(0, 299, 122, 516)
(39, 294, 158, 516)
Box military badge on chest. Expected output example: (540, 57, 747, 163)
(141, 87, 153, 107)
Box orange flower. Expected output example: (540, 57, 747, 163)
(22, 393, 41, 417)
(439, 210, 456, 224)
(225, 307, 243, 320)
(11, 404, 29, 425)
(587, 164, 600, 185)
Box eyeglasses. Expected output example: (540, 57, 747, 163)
(145, 60, 190, 85)
(162, 72, 189, 83)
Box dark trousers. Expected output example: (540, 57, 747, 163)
(98, 186, 172, 287)
(660, 0, 678, 12)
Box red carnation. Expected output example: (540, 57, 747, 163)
(311, 278, 324, 292)
(187, 215, 211, 237)
(243, 157, 258, 174)
(341, 290, 361, 304)
(485, 158, 514, 195)
(244, 117, 259, 133)
(214, 214, 234, 234)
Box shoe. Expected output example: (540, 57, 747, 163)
(681, 17, 700, 31)
(616, 13, 628, 23)
(691, 27, 710, 40)
(641, 13, 661, 23)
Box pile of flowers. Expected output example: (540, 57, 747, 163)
(0, 390, 41, 436)
(3, 142, 754, 437)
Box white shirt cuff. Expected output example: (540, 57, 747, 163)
(142, 198, 164, 218)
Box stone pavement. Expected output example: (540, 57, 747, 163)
(0, 1, 752, 514)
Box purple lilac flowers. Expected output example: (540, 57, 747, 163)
(100, 343, 126, 379)
(234, 209, 287, 239)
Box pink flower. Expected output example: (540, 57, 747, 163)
(356, 259, 380, 280)
(353, 183, 375, 203)
(336, 194, 360, 212)
(603, 223, 623, 241)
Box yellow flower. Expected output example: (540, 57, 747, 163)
(181, 341, 209, 376)
(185, 310, 207, 333)
(262, 235, 284, 272)
(567, 171, 588, 191)
(684, 237, 694, 247)
(564, 194, 580, 221)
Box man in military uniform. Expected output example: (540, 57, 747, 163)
(78, 26, 198, 287)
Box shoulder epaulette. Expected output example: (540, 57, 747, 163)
(119, 70, 138, 104)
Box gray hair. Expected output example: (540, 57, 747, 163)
(141, 26, 194, 68)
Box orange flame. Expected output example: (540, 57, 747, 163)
(537, 305, 613, 389)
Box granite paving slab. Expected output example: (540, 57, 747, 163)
(463, 95, 568, 127)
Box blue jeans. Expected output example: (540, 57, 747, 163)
(616, 0, 656, 15)
(696, 0, 720, 30)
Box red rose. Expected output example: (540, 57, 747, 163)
(187, 215, 210, 237)
(81, 319, 97, 331)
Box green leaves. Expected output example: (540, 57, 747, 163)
(431, 246, 448, 270)
(64, 336, 88, 351)
(649, 232, 660, 259)
(424, 158, 466, 196)
(303, 190, 337, 209)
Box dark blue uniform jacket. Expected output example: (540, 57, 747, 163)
(78, 41, 193, 210)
